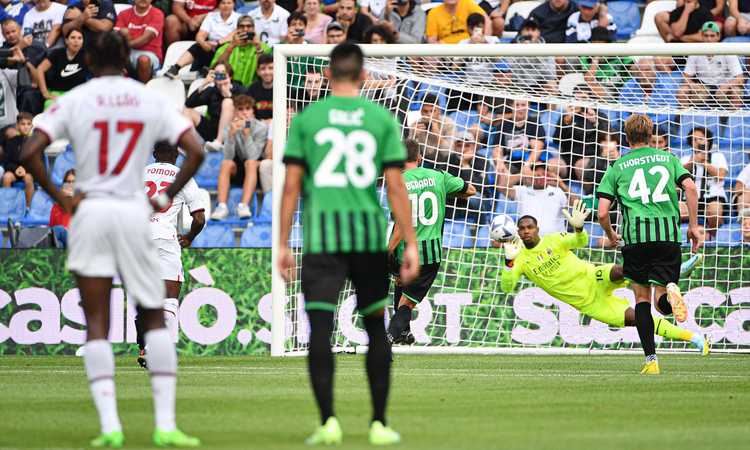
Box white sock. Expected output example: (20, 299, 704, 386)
(145, 328, 177, 432)
(84, 340, 122, 434)
(164, 298, 179, 342)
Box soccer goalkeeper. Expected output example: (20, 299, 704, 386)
(498, 201, 708, 355)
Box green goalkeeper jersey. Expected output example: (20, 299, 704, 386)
(283, 95, 406, 254)
(596, 147, 691, 246)
(395, 167, 466, 265)
(500, 231, 595, 309)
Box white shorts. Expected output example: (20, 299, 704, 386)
(68, 197, 165, 309)
(155, 238, 184, 282)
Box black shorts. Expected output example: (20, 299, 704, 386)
(394, 263, 440, 305)
(301, 252, 389, 316)
(621, 241, 681, 286)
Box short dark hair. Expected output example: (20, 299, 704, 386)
(405, 139, 421, 162)
(63, 168, 76, 182)
(518, 215, 538, 226)
(1, 18, 19, 30)
(329, 43, 364, 82)
(422, 93, 439, 107)
(688, 126, 714, 148)
(233, 94, 255, 110)
(364, 25, 395, 44)
(86, 31, 130, 74)
(64, 27, 83, 40)
(257, 53, 273, 68)
(17, 111, 33, 123)
(213, 61, 234, 78)
(467, 13, 485, 30)
(238, 15, 254, 27)
(153, 141, 179, 162)
(288, 11, 307, 26)
(590, 26, 611, 43)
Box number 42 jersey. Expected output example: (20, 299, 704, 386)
(283, 96, 406, 255)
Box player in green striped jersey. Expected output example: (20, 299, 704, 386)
(597, 114, 702, 374)
(278, 44, 419, 446)
(387, 140, 476, 344)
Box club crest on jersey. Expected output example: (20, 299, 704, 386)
(329, 108, 363, 126)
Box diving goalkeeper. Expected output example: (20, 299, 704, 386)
(498, 201, 708, 354)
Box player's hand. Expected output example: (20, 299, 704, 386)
(503, 236, 522, 260)
(605, 232, 623, 249)
(178, 235, 192, 248)
(60, 191, 85, 215)
(400, 243, 419, 285)
(687, 224, 704, 253)
(562, 199, 591, 230)
(278, 245, 295, 282)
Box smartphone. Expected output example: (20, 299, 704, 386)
(215, 72, 227, 81)
(245, 121, 252, 129)
(294, 29, 305, 38)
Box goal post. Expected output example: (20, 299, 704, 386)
(271, 43, 750, 356)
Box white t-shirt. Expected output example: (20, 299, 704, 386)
(513, 185, 568, 235)
(359, 0, 388, 19)
(737, 164, 750, 187)
(249, 5, 290, 45)
(0, 69, 19, 129)
(565, 12, 616, 43)
(22, 3, 66, 45)
(680, 152, 728, 201)
(144, 163, 207, 241)
(199, 10, 240, 42)
(684, 55, 743, 87)
(35, 76, 193, 198)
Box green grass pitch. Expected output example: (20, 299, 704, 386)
(1, 354, 748, 450)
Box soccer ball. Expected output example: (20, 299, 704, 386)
(490, 214, 517, 242)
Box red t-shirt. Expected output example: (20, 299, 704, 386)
(176, 0, 218, 18)
(49, 204, 71, 228)
(114, 6, 165, 61)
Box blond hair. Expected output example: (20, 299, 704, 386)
(624, 114, 653, 147)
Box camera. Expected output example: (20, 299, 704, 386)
(294, 29, 305, 38)
(239, 31, 255, 42)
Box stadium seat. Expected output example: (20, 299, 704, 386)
(289, 223, 303, 248)
(627, 35, 665, 44)
(0, 229, 7, 249)
(257, 192, 272, 223)
(240, 223, 272, 247)
(475, 225, 492, 248)
(724, 150, 747, 179)
(678, 115, 720, 146)
(0, 188, 26, 222)
(51, 147, 75, 186)
(146, 77, 186, 111)
(22, 191, 53, 226)
(493, 194, 518, 218)
(635, 1, 675, 37)
(443, 220, 474, 248)
(722, 36, 750, 43)
(712, 225, 742, 247)
(448, 110, 480, 133)
(237, 3, 260, 14)
(192, 224, 235, 247)
(159, 41, 198, 82)
(607, 2, 641, 40)
(226, 188, 259, 218)
(404, 81, 447, 112)
(195, 152, 223, 189)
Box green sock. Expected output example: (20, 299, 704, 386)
(654, 317, 693, 342)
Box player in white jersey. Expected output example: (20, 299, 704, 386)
(20, 32, 204, 449)
(136, 142, 207, 369)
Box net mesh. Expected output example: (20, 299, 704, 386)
(281, 51, 750, 354)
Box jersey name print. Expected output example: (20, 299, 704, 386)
(144, 163, 206, 241)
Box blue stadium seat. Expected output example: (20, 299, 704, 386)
(195, 152, 223, 189)
(404, 81, 448, 112)
(192, 224, 235, 247)
(289, 223, 303, 248)
(475, 225, 492, 248)
(443, 220, 474, 248)
(0, 188, 26, 222)
(722, 36, 750, 43)
(678, 115, 720, 147)
(725, 150, 747, 179)
(257, 192, 272, 223)
(51, 147, 75, 186)
(607, 2, 641, 40)
(538, 107, 561, 150)
(712, 225, 741, 247)
(22, 191, 53, 226)
(583, 222, 606, 247)
(725, 115, 750, 142)
(448, 110, 480, 133)
(240, 223, 271, 247)
(493, 194, 518, 218)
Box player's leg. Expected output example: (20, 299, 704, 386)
(387, 294, 415, 344)
(388, 263, 438, 345)
(621, 245, 659, 373)
(301, 254, 347, 445)
(212, 160, 237, 220)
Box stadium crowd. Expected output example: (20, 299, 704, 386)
(2, 0, 750, 248)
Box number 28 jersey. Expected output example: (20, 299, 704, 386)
(35, 76, 192, 198)
(283, 96, 406, 255)
(597, 147, 691, 245)
(144, 163, 206, 241)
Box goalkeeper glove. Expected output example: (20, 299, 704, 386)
(502, 236, 522, 268)
(562, 199, 591, 230)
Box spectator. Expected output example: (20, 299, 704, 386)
(0, 112, 34, 206)
(554, 102, 605, 178)
(680, 126, 727, 237)
(212, 15, 272, 87)
(618, 58, 658, 106)
(360, 0, 389, 22)
(50, 168, 74, 247)
(22, 0, 66, 48)
(184, 63, 243, 148)
(656, 0, 715, 43)
(426, 0, 489, 44)
(211, 95, 268, 220)
(479, 0, 510, 38)
(507, 17, 557, 94)
(247, 53, 273, 122)
(734, 162, 750, 212)
(62, 0, 116, 46)
(459, 12, 500, 43)
(249, 0, 290, 45)
(677, 22, 744, 107)
(581, 27, 633, 100)
(529, 0, 576, 44)
(325, 20, 347, 43)
(163, 0, 238, 78)
(336, 0, 373, 43)
(2, 18, 46, 116)
(164, 0, 218, 47)
(443, 127, 495, 222)
(35, 28, 89, 109)
(495, 98, 546, 174)
(303, 0, 333, 44)
(725, 0, 750, 37)
(565, 0, 614, 43)
(115, 0, 166, 83)
(283, 11, 307, 43)
(414, 93, 456, 162)
(364, 23, 396, 43)
(650, 124, 670, 152)
(580, 132, 619, 194)
(742, 209, 750, 244)
(386, 0, 426, 43)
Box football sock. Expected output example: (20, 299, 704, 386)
(657, 293, 672, 315)
(387, 305, 411, 340)
(163, 298, 179, 341)
(135, 310, 146, 351)
(145, 328, 177, 432)
(653, 317, 693, 342)
(635, 302, 657, 358)
(307, 310, 335, 425)
(363, 314, 391, 425)
(84, 339, 122, 434)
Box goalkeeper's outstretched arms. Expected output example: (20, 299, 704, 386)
(559, 199, 591, 251)
(499, 237, 524, 293)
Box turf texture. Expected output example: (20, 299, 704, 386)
(0, 354, 748, 450)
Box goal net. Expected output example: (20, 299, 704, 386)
(271, 44, 750, 356)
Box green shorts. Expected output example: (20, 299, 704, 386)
(578, 264, 630, 328)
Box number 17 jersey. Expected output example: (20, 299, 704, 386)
(283, 95, 406, 255)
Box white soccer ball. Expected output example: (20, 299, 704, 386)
(490, 214, 518, 242)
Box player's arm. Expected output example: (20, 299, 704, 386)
(444, 171, 476, 199)
(161, 129, 204, 206)
(681, 175, 702, 253)
(387, 221, 402, 254)
(20, 131, 69, 211)
(561, 199, 591, 249)
(385, 167, 419, 285)
(595, 166, 620, 247)
(278, 163, 303, 281)
(179, 210, 206, 248)
(499, 238, 523, 293)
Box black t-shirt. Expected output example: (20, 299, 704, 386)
(0, 135, 26, 172)
(346, 13, 373, 43)
(668, 6, 714, 36)
(554, 113, 603, 164)
(529, 1, 577, 44)
(66, 0, 117, 46)
(739, 0, 750, 13)
(45, 47, 89, 92)
(499, 119, 544, 157)
(247, 81, 273, 121)
(276, 0, 298, 13)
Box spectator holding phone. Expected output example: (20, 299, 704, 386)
(62, 0, 116, 47)
(212, 15, 272, 87)
(211, 95, 269, 221)
(115, 0, 165, 83)
(283, 11, 307, 43)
